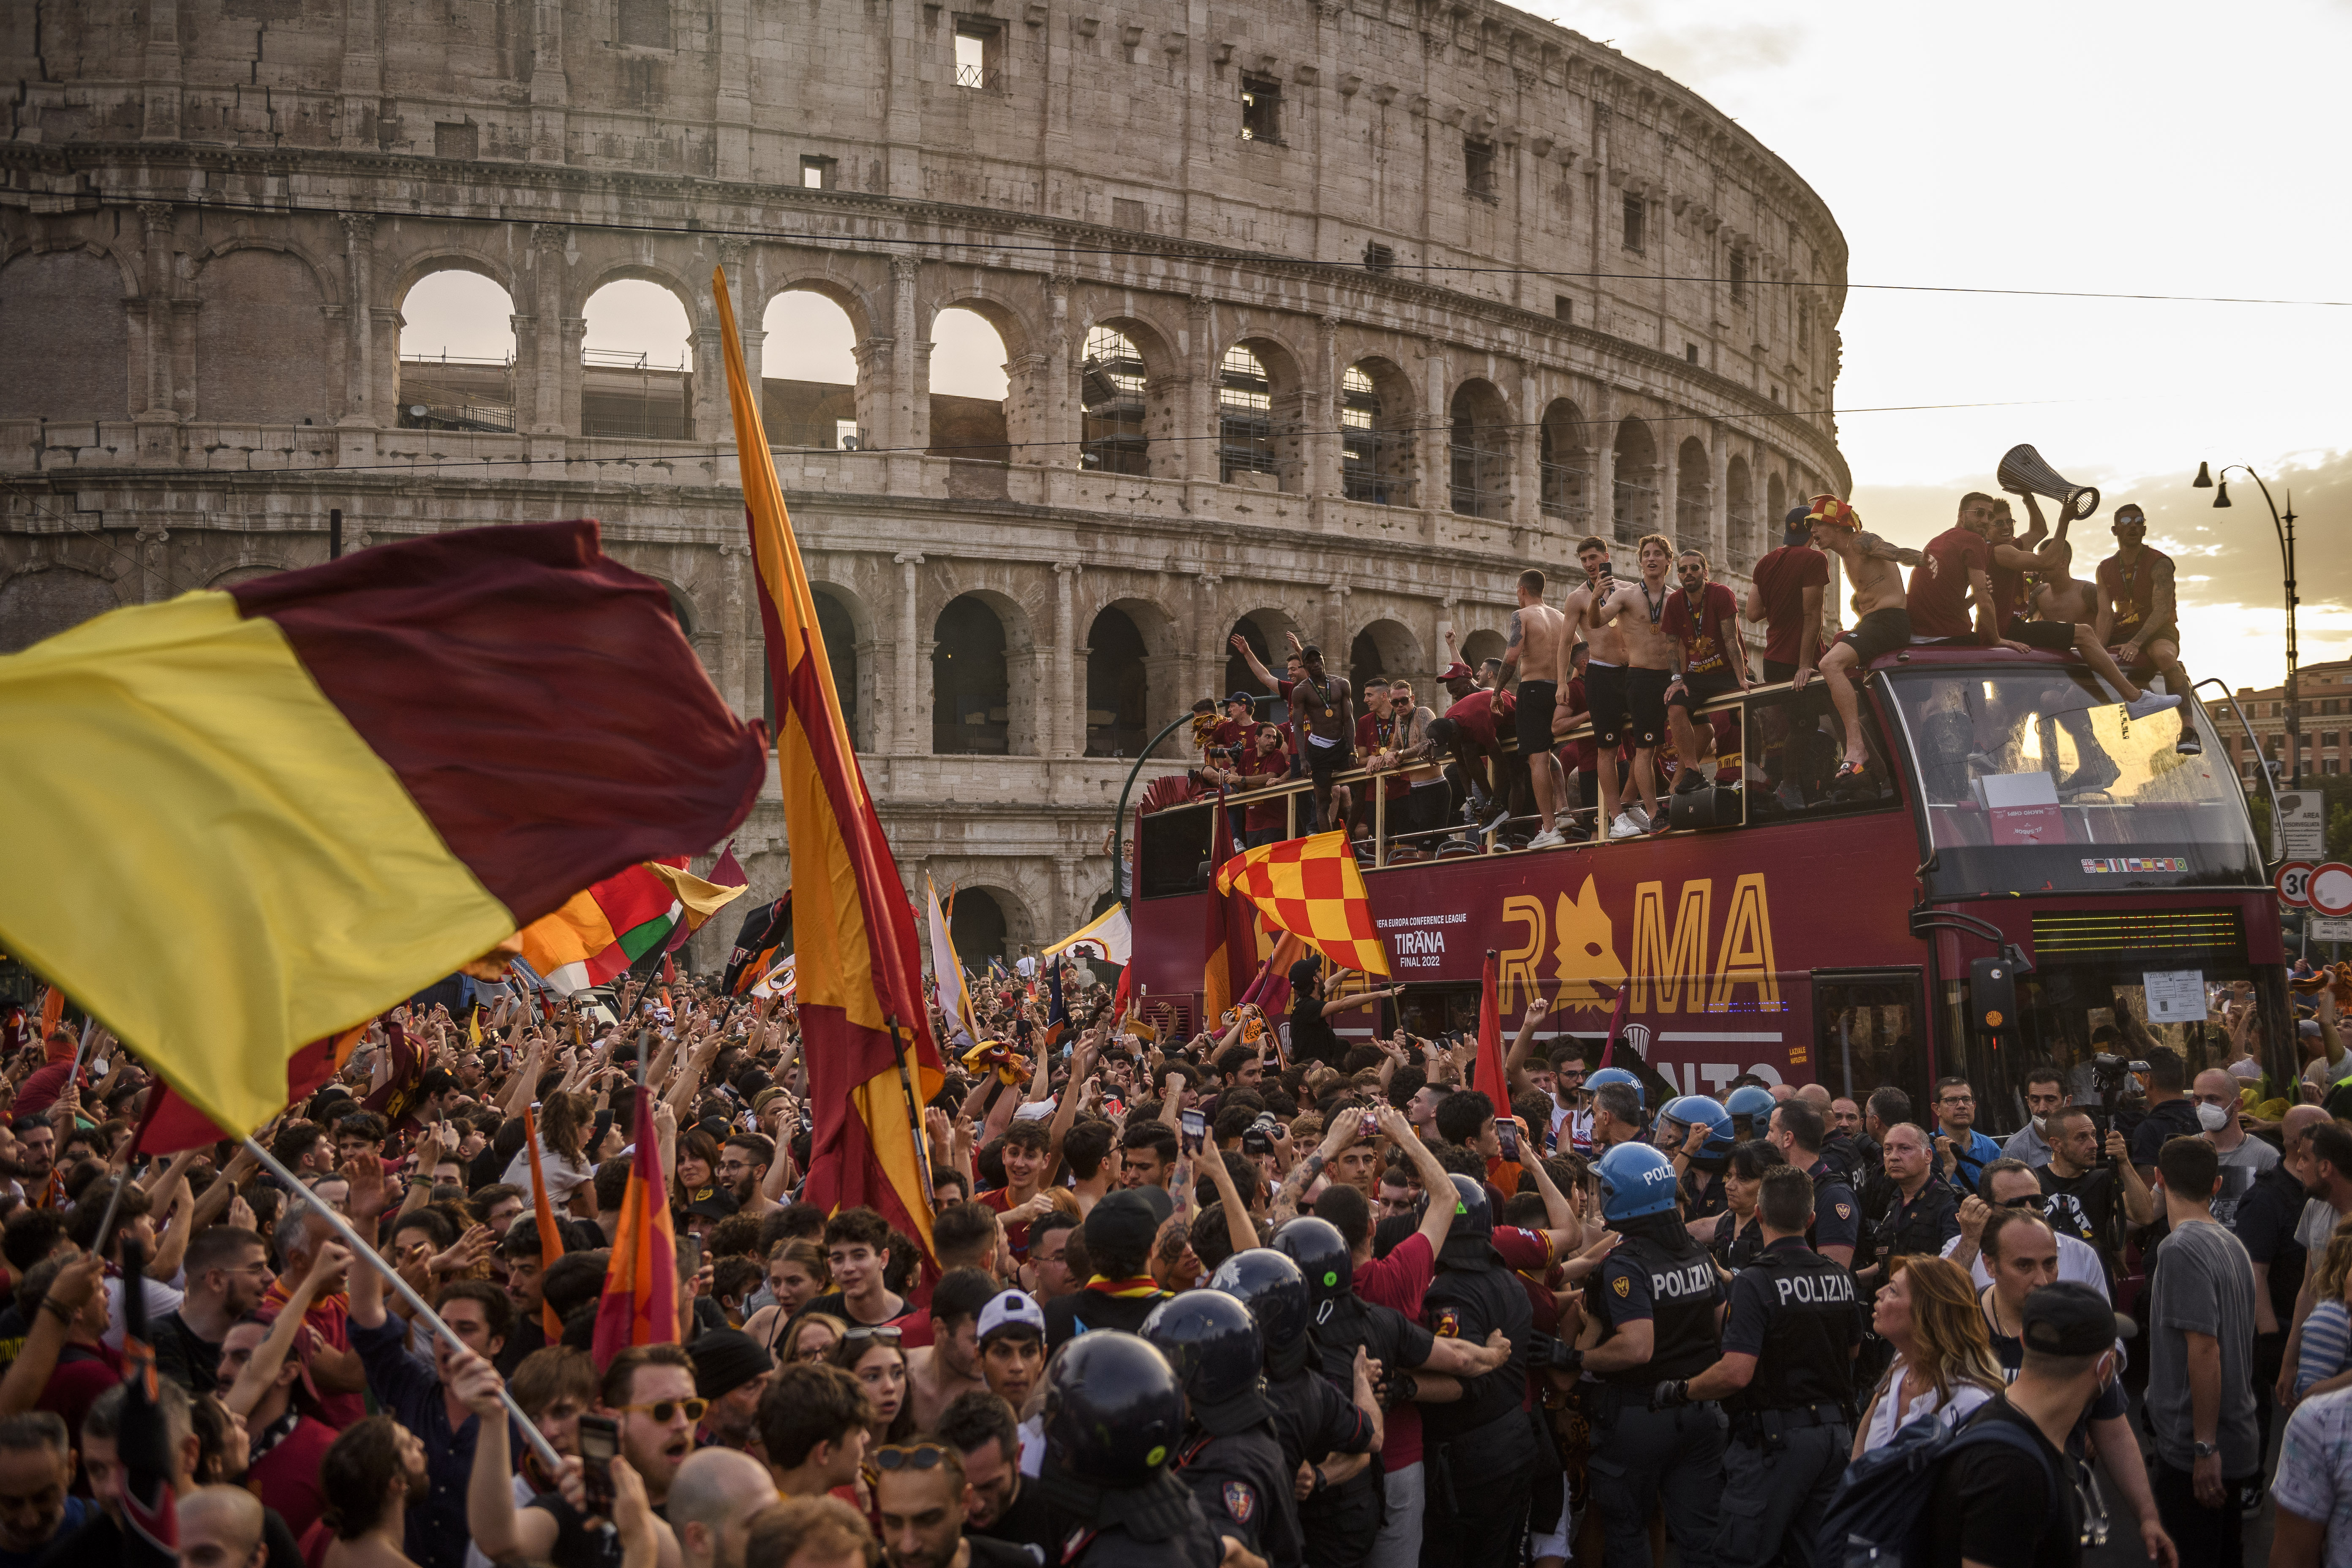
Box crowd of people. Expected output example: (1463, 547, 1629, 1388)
(1197, 491, 2196, 852)
(0, 948, 2340, 1568)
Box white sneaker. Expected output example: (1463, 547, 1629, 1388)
(2125, 691, 2183, 720)
(1609, 813, 1644, 839)
(1623, 803, 1652, 828)
(1526, 827, 1567, 850)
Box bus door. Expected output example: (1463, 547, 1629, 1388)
(1811, 969, 1931, 1114)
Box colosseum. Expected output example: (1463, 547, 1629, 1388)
(0, 0, 1849, 969)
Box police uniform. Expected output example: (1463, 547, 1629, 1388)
(1172, 1423, 1301, 1568)
(1682, 1165, 1729, 1225)
(1805, 1157, 1860, 1258)
(1854, 1175, 1959, 1387)
(1419, 1249, 1536, 1568)
(1586, 1228, 1727, 1568)
(1304, 1296, 1435, 1568)
(1266, 1364, 1377, 1568)
(1712, 1236, 1860, 1568)
(1711, 1210, 1768, 1274)
(1064, 1508, 1225, 1567)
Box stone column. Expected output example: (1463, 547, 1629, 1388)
(337, 213, 376, 426)
(1514, 368, 1543, 530)
(1591, 388, 1618, 547)
(1053, 561, 1081, 758)
(135, 522, 171, 604)
(1709, 424, 1731, 569)
(895, 552, 926, 753)
(718, 237, 760, 385)
(713, 0, 751, 180)
(890, 256, 923, 453)
(690, 320, 725, 443)
(142, 0, 183, 140)
(528, 225, 568, 435)
(718, 538, 750, 719)
(1657, 421, 1679, 552)
(1307, 316, 1342, 498)
(527, 0, 568, 162)
(133, 204, 178, 459)
(1324, 582, 1351, 667)
(1043, 275, 1076, 470)
(1185, 296, 1216, 483)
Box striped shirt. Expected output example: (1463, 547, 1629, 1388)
(2300, 1299, 2352, 1398)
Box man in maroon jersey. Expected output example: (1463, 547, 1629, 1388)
(1662, 549, 1750, 794)
(1746, 506, 1828, 684)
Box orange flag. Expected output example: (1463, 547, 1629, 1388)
(591, 1089, 677, 1367)
(521, 1104, 569, 1341)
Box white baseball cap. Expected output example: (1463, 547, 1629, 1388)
(976, 1289, 1046, 1344)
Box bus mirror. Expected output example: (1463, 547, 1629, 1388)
(1969, 955, 2020, 1035)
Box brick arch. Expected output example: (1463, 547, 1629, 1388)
(0, 244, 134, 422)
(388, 244, 520, 303)
(191, 242, 336, 424)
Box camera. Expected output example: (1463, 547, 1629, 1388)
(2090, 1052, 2151, 1106)
(1242, 1112, 1279, 1157)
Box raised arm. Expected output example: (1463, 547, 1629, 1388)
(223, 1242, 350, 1418)
(1229, 633, 1280, 690)
(1504, 997, 1550, 1100)
(1377, 1106, 1458, 1257)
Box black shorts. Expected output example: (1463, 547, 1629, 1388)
(1586, 662, 1633, 749)
(1668, 669, 1740, 714)
(1764, 659, 1801, 684)
(1304, 738, 1355, 781)
(1625, 667, 1670, 748)
(2004, 617, 2080, 652)
(1837, 607, 1911, 667)
(1516, 680, 1558, 755)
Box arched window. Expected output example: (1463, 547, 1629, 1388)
(1449, 381, 1510, 519)
(814, 590, 861, 750)
(398, 272, 516, 432)
(1080, 325, 1148, 476)
(948, 888, 1007, 970)
(933, 596, 1010, 755)
(929, 307, 1010, 463)
(762, 290, 860, 450)
(0, 253, 128, 421)
(1226, 613, 1293, 722)
(1340, 361, 1414, 506)
(197, 251, 330, 424)
(1726, 457, 1755, 572)
(581, 280, 693, 440)
(1217, 344, 1274, 484)
(1612, 417, 1659, 544)
(1085, 607, 1149, 757)
(1539, 400, 1589, 523)
(1677, 437, 1712, 554)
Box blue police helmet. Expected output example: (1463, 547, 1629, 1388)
(1723, 1084, 1777, 1124)
(1595, 1142, 1682, 1223)
(1659, 1094, 1734, 1157)
(1585, 1066, 1644, 1107)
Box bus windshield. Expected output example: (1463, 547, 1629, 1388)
(1884, 667, 2261, 897)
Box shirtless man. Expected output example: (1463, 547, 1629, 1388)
(2094, 504, 2200, 755)
(1232, 631, 1356, 829)
(1588, 534, 1682, 835)
(1995, 493, 2178, 717)
(1802, 495, 1918, 779)
(1563, 534, 1645, 837)
(1500, 568, 1573, 848)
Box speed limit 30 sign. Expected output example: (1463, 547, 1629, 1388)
(2279, 861, 2317, 907)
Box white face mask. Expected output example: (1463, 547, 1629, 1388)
(2197, 1102, 2232, 1133)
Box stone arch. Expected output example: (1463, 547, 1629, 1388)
(0, 565, 120, 654)
(193, 246, 334, 424)
(928, 297, 1018, 464)
(1538, 397, 1590, 525)
(1078, 312, 1178, 479)
(762, 286, 863, 451)
(751, 270, 882, 345)
(388, 246, 519, 305)
(1348, 617, 1424, 694)
(1460, 627, 1508, 679)
(1225, 329, 1310, 494)
(1084, 604, 1152, 757)
(1726, 455, 1756, 570)
(1611, 415, 1661, 544)
(581, 272, 697, 439)
(1676, 435, 1712, 554)
(931, 589, 1040, 757)
(1339, 356, 1416, 506)
(1448, 378, 1511, 520)
(1767, 470, 1788, 537)
(808, 586, 867, 751)
(396, 266, 519, 432)
(0, 248, 131, 422)
(944, 884, 1035, 968)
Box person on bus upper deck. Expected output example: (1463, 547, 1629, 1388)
(1586, 534, 1681, 838)
(1564, 533, 1651, 840)
(1995, 493, 2184, 722)
(2095, 503, 2198, 728)
(1745, 505, 1829, 687)
(1230, 633, 1353, 830)
(1497, 568, 1573, 851)
(1929, 1077, 2001, 1198)
(1662, 548, 1750, 798)
(1767, 1098, 1860, 1269)
(1549, 641, 1600, 838)
(1800, 495, 1918, 784)
(1234, 722, 1293, 849)
(1908, 493, 2034, 652)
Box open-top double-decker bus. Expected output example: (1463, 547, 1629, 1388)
(1124, 646, 2293, 1139)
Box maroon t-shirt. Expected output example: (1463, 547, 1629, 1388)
(1442, 689, 1515, 751)
(1907, 525, 1991, 640)
(1660, 583, 1742, 676)
(1238, 739, 1292, 832)
(1353, 710, 1411, 799)
(1750, 544, 1830, 667)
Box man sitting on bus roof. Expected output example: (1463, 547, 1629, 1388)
(1801, 496, 1917, 784)
(2095, 504, 2197, 742)
(1426, 664, 1517, 841)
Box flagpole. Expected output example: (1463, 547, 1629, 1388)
(239, 1135, 564, 1471)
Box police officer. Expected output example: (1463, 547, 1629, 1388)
(1577, 1142, 1726, 1568)
(1767, 1097, 1859, 1267)
(1725, 1083, 1777, 1145)
(1209, 1248, 1380, 1568)
(1654, 1165, 1859, 1568)
(1141, 1290, 1298, 1568)
(1852, 1121, 1960, 1388)
(1661, 1094, 1735, 1225)
(1415, 1173, 1538, 1568)
(1035, 1330, 1231, 1568)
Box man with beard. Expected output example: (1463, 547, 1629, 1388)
(1584, 535, 1682, 837)
(153, 1226, 271, 1397)
(935, 1394, 1054, 1560)
(0, 1413, 90, 1568)
(873, 1438, 1037, 1568)
(719, 1138, 780, 1223)
(904, 1271, 994, 1436)
(316, 1417, 431, 1568)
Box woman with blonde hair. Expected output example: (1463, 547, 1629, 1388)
(1851, 1254, 2005, 1456)
(778, 1310, 849, 1366)
(2293, 1225, 2352, 1397)
(745, 1239, 830, 1352)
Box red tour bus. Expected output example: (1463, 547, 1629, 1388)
(1125, 645, 2293, 1138)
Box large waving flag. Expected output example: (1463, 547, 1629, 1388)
(666, 841, 747, 956)
(591, 1086, 678, 1368)
(714, 266, 943, 1263)
(1044, 904, 1132, 966)
(722, 895, 791, 996)
(0, 522, 765, 1138)
(1214, 830, 1391, 977)
(926, 876, 978, 1051)
(518, 858, 746, 995)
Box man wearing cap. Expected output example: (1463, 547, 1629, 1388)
(2143, 1135, 2259, 1562)
(1043, 1193, 1171, 1351)
(691, 1327, 776, 1453)
(1233, 721, 1294, 849)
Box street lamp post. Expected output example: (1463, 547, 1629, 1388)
(2194, 462, 2300, 787)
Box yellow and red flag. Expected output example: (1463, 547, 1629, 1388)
(522, 1103, 570, 1341)
(519, 859, 746, 996)
(591, 1089, 676, 1368)
(1214, 830, 1391, 977)
(0, 521, 765, 1139)
(713, 267, 943, 1265)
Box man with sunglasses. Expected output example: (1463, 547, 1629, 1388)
(1942, 1159, 2108, 1292)
(2094, 503, 2197, 749)
(871, 1439, 1034, 1568)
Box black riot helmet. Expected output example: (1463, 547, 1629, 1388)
(1141, 1288, 1273, 1436)
(1209, 1248, 1312, 1375)
(1436, 1172, 1495, 1268)
(1271, 1217, 1353, 1321)
(1041, 1331, 1187, 1487)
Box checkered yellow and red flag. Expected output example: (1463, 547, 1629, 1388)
(1213, 830, 1390, 977)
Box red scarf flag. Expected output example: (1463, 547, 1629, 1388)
(523, 1103, 570, 1340)
(1598, 982, 1631, 1070)
(712, 267, 942, 1266)
(1475, 949, 1507, 1099)
(591, 1088, 678, 1368)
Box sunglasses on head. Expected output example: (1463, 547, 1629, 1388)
(873, 1443, 953, 1471)
(844, 1325, 904, 1346)
(617, 1397, 709, 1424)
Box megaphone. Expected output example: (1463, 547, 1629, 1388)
(1997, 444, 2100, 520)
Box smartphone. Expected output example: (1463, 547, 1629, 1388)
(1496, 1120, 1521, 1160)
(1358, 1111, 1380, 1140)
(1180, 1108, 1206, 1155)
(577, 1414, 620, 1516)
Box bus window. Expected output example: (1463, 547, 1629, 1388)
(1886, 669, 2258, 895)
(1947, 962, 2287, 1141)
(1137, 802, 1214, 898)
(1813, 970, 1929, 1115)
(1744, 684, 1900, 824)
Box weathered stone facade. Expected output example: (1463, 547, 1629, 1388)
(0, 0, 1848, 967)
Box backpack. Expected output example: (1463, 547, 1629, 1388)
(1816, 1402, 2056, 1567)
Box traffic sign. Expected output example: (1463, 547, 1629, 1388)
(2312, 918, 2352, 943)
(2311, 863, 2352, 920)
(2279, 861, 2317, 908)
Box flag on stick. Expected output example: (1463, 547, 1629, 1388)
(1214, 831, 1391, 977)
(666, 841, 748, 955)
(1474, 950, 1506, 1099)
(523, 1103, 571, 1341)
(0, 521, 765, 1138)
(714, 265, 943, 1263)
(1043, 904, 1132, 965)
(519, 860, 746, 996)
(1597, 982, 1631, 1070)
(925, 876, 977, 1051)
(591, 1087, 678, 1368)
